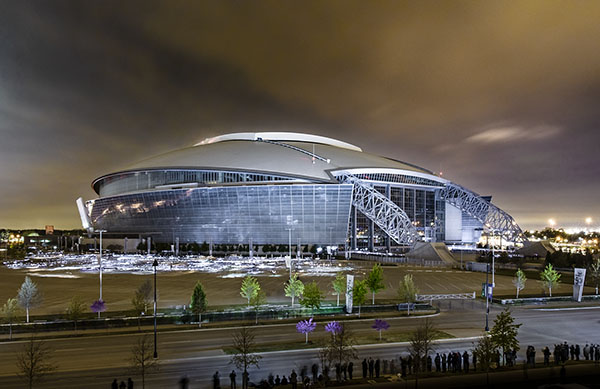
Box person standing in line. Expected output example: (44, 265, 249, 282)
(290, 369, 298, 389)
(119, 381, 126, 389)
(362, 358, 368, 379)
(435, 353, 441, 372)
(312, 363, 319, 383)
(127, 377, 134, 389)
(229, 370, 237, 389)
(462, 351, 469, 373)
(179, 375, 190, 389)
(375, 358, 380, 378)
(213, 371, 221, 389)
(242, 370, 249, 389)
(111, 379, 118, 389)
(368, 357, 374, 378)
(348, 361, 354, 380)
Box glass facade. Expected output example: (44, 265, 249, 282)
(95, 169, 305, 197)
(348, 182, 443, 251)
(89, 184, 353, 245)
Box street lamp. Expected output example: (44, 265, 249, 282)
(485, 260, 490, 332)
(153, 258, 158, 359)
(96, 229, 107, 319)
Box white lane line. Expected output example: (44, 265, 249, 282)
(536, 306, 600, 311)
(56, 347, 88, 352)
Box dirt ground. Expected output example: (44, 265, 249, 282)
(0, 260, 588, 316)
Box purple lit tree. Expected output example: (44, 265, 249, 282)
(296, 317, 316, 343)
(325, 321, 343, 340)
(372, 319, 390, 341)
(90, 300, 106, 319)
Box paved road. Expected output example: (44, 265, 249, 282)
(1, 302, 599, 388)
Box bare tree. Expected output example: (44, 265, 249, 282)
(408, 319, 439, 388)
(324, 324, 357, 370)
(17, 276, 42, 323)
(16, 337, 56, 389)
(129, 335, 159, 389)
(1, 298, 20, 340)
(230, 327, 261, 380)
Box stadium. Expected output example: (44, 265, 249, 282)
(77, 132, 524, 253)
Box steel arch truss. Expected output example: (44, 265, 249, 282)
(338, 174, 419, 246)
(439, 182, 526, 242)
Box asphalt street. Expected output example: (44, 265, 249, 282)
(1, 302, 599, 388)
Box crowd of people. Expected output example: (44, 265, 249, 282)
(112, 342, 598, 388)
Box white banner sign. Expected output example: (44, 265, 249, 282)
(345, 275, 354, 313)
(573, 268, 586, 302)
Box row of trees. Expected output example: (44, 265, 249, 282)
(0, 277, 111, 339)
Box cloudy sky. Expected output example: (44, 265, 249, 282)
(0, 1, 599, 230)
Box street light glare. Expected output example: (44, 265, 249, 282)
(585, 217, 593, 225)
(548, 218, 556, 227)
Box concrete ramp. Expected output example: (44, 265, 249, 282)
(407, 242, 457, 265)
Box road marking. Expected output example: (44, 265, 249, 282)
(56, 347, 88, 352)
(536, 306, 600, 311)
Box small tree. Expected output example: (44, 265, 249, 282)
(300, 281, 324, 311)
(65, 296, 86, 332)
(352, 280, 368, 317)
(590, 258, 600, 295)
(540, 264, 561, 297)
(134, 280, 153, 314)
(284, 274, 304, 307)
(230, 327, 262, 375)
(473, 334, 498, 387)
(130, 334, 159, 389)
(190, 281, 207, 328)
(324, 323, 357, 370)
(366, 263, 385, 304)
(16, 337, 56, 389)
(296, 317, 317, 343)
(90, 300, 106, 319)
(131, 293, 146, 331)
(408, 319, 439, 388)
(372, 319, 390, 341)
(332, 272, 346, 306)
(240, 276, 260, 307)
(325, 321, 342, 341)
(1, 298, 20, 340)
(489, 308, 521, 366)
(250, 290, 267, 324)
(398, 274, 419, 315)
(512, 269, 527, 299)
(17, 276, 42, 323)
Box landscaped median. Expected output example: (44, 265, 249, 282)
(223, 328, 454, 354)
(0, 303, 438, 341)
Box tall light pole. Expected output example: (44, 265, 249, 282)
(491, 229, 495, 288)
(97, 229, 107, 319)
(153, 258, 158, 359)
(485, 260, 490, 332)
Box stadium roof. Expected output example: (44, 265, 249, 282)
(106, 132, 436, 182)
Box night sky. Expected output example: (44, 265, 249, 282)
(0, 1, 599, 230)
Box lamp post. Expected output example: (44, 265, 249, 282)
(153, 258, 158, 359)
(485, 260, 490, 332)
(97, 229, 107, 319)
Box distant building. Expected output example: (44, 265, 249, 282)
(78, 132, 524, 252)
